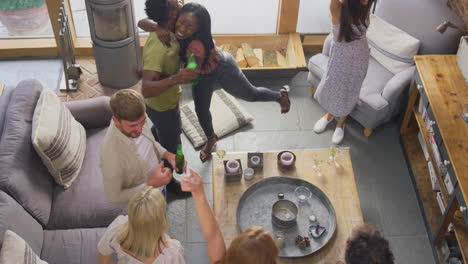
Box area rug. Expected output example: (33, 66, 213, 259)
(180, 89, 254, 148)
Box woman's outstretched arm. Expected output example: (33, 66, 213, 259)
(181, 170, 226, 263)
(329, 0, 342, 25)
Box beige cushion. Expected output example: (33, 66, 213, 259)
(0, 230, 48, 264)
(367, 14, 420, 74)
(181, 89, 254, 148)
(31, 88, 86, 188)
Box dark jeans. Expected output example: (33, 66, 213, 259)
(193, 51, 281, 138)
(146, 105, 181, 154)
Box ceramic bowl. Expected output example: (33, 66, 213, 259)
(272, 199, 298, 229)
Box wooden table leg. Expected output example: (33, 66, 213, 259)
(434, 194, 458, 245)
(400, 82, 419, 135)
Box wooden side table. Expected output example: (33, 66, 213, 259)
(400, 55, 468, 263)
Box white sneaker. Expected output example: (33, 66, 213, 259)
(313, 116, 333, 133)
(332, 126, 345, 145)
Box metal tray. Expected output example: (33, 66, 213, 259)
(236, 176, 336, 258)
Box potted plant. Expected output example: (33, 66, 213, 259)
(0, 0, 50, 36)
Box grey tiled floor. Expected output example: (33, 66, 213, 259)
(0, 59, 436, 264)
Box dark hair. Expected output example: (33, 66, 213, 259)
(144, 0, 168, 24)
(177, 2, 215, 70)
(339, 0, 373, 42)
(345, 224, 394, 264)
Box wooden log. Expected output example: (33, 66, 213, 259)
(223, 44, 238, 58)
(241, 43, 260, 67)
(253, 48, 263, 67)
(276, 51, 287, 67)
(236, 48, 248, 68)
(263, 50, 278, 67)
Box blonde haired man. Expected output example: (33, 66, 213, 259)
(100, 89, 188, 206)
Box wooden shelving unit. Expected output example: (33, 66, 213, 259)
(412, 109, 449, 203)
(401, 55, 468, 264)
(402, 118, 442, 235)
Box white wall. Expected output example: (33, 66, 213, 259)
(297, 0, 330, 33)
(185, 0, 280, 34)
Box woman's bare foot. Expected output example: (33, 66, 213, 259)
(200, 134, 218, 162)
(280, 85, 291, 114)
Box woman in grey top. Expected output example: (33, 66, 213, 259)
(313, 0, 373, 144)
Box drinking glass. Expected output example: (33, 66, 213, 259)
(295, 186, 312, 203)
(216, 149, 226, 165)
(311, 155, 323, 176)
(329, 145, 341, 168)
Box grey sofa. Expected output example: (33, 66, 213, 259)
(0, 79, 124, 264)
(307, 0, 465, 135)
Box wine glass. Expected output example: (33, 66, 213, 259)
(329, 145, 341, 168)
(311, 155, 323, 176)
(216, 149, 226, 165)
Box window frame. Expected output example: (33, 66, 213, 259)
(0, 0, 299, 57)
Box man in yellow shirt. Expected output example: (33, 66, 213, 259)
(141, 0, 195, 197)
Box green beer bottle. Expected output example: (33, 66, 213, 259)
(175, 144, 184, 174)
(186, 54, 198, 86)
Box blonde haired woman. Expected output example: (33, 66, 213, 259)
(97, 187, 184, 264)
(182, 170, 279, 264)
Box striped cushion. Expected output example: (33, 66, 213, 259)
(31, 88, 86, 188)
(181, 89, 254, 148)
(367, 14, 420, 74)
(0, 230, 48, 264)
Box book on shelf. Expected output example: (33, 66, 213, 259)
(444, 173, 454, 195)
(418, 132, 430, 161)
(428, 161, 440, 191)
(429, 134, 442, 167)
(437, 191, 445, 213)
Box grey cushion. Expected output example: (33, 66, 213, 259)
(64, 96, 113, 130)
(359, 57, 394, 97)
(0, 191, 43, 255)
(307, 53, 328, 84)
(41, 228, 106, 264)
(47, 128, 124, 229)
(0, 79, 54, 226)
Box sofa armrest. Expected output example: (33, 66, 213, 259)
(64, 96, 112, 129)
(381, 67, 415, 103)
(322, 34, 333, 56)
(360, 93, 389, 111)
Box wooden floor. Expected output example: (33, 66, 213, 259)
(57, 56, 141, 102)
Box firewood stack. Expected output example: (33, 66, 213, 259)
(218, 43, 288, 68)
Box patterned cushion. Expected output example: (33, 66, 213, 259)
(31, 88, 86, 188)
(0, 230, 48, 264)
(181, 89, 254, 148)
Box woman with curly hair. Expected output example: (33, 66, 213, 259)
(175, 2, 291, 162)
